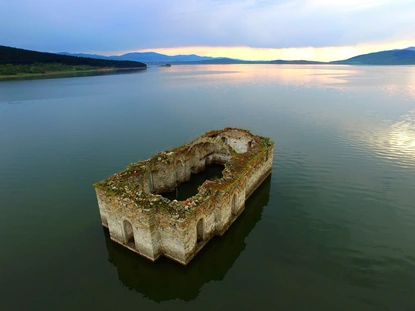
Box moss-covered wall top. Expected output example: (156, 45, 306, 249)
(93, 128, 274, 219)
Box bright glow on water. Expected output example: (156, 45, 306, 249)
(1, 65, 415, 310)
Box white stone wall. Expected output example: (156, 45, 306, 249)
(218, 130, 256, 154)
(95, 189, 109, 226)
(158, 225, 186, 264)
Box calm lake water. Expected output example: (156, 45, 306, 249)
(1, 64, 415, 310)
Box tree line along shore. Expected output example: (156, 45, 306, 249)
(0, 45, 146, 79)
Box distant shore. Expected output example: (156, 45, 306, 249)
(0, 67, 146, 81)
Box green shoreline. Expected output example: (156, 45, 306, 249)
(0, 67, 146, 81)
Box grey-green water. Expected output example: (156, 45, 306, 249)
(1, 64, 415, 310)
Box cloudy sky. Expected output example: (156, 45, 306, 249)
(1, 0, 414, 61)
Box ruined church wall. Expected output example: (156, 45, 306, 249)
(115, 171, 152, 194)
(205, 153, 231, 165)
(174, 159, 191, 185)
(181, 217, 198, 262)
(219, 130, 255, 154)
(214, 195, 233, 234)
(95, 188, 109, 227)
(227, 138, 249, 153)
(194, 200, 217, 239)
(140, 174, 149, 193)
(188, 156, 207, 174)
(96, 189, 161, 261)
(94, 129, 274, 265)
(151, 162, 176, 193)
(144, 142, 231, 195)
(141, 210, 162, 260)
(180, 199, 218, 262)
(244, 147, 274, 198)
(187, 141, 231, 173)
(156, 210, 187, 264)
(212, 184, 245, 235)
(187, 143, 212, 173)
(232, 189, 246, 216)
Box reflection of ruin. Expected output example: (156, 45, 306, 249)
(94, 128, 274, 265)
(104, 175, 271, 302)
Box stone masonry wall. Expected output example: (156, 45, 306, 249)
(94, 128, 274, 265)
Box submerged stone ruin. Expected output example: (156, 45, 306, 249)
(93, 128, 274, 265)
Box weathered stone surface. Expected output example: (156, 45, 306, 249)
(93, 128, 274, 265)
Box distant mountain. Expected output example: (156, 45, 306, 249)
(333, 48, 415, 65)
(1, 46, 146, 68)
(196, 58, 323, 64)
(185, 57, 248, 64)
(59, 46, 415, 66)
(59, 51, 323, 65)
(60, 51, 215, 63)
(114, 52, 214, 63)
(270, 59, 324, 64)
(59, 52, 109, 60)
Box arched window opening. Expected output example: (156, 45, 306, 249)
(197, 218, 204, 244)
(123, 219, 135, 248)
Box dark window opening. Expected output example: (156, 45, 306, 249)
(123, 219, 135, 247)
(197, 218, 204, 244)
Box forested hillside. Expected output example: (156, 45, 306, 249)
(333, 49, 415, 65)
(0, 45, 146, 76)
(0, 45, 146, 67)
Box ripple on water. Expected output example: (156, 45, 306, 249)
(367, 110, 415, 168)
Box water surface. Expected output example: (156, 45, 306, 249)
(1, 64, 415, 310)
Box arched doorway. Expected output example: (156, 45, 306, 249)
(123, 219, 135, 247)
(196, 218, 204, 244)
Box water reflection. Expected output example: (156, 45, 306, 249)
(383, 84, 415, 102)
(162, 65, 415, 101)
(0, 68, 146, 82)
(389, 112, 415, 153)
(368, 110, 415, 166)
(103, 175, 271, 302)
(163, 64, 357, 88)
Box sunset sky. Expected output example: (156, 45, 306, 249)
(1, 0, 414, 61)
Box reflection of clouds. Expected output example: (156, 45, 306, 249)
(260, 65, 358, 87)
(162, 64, 415, 168)
(163, 64, 359, 88)
(368, 111, 415, 167)
(389, 112, 415, 154)
(163, 65, 415, 97)
(383, 84, 415, 101)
